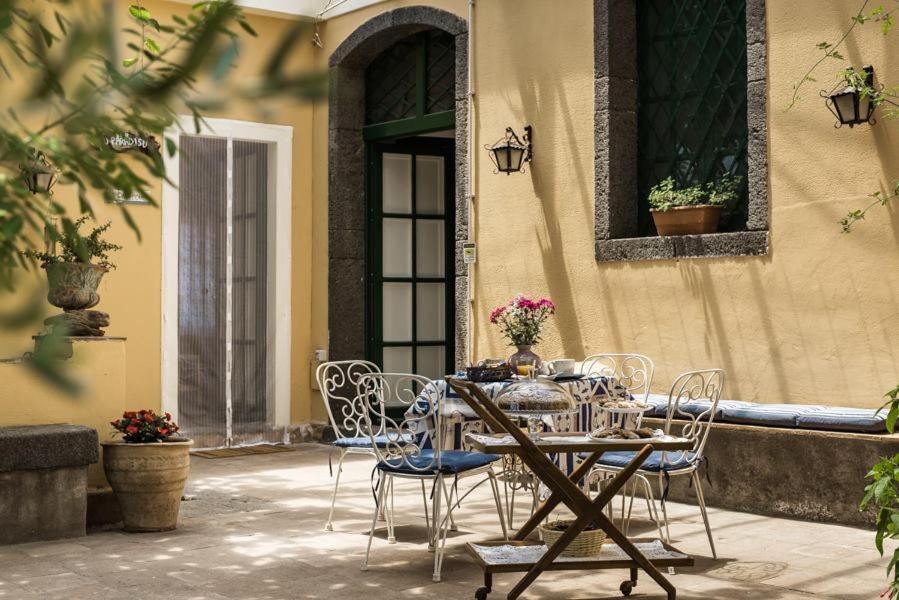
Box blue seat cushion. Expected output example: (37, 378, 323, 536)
(333, 434, 414, 449)
(594, 450, 697, 472)
(795, 406, 887, 434)
(644, 395, 752, 421)
(378, 450, 501, 475)
(719, 403, 806, 428)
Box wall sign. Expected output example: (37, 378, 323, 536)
(109, 188, 151, 205)
(463, 241, 477, 265)
(104, 131, 160, 156)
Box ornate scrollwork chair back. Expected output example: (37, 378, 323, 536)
(316, 360, 382, 441)
(356, 372, 441, 473)
(662, 368, 725, 466)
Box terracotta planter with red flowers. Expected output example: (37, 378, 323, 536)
(102, 410, 192, 532)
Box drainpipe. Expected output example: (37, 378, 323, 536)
(467, 0, 476, 366)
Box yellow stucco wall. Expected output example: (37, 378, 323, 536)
(0, 1, 322, 432)
(0, 339, 126, 485)
(3, 0, 898, 437)
(320, 0, 899, 408)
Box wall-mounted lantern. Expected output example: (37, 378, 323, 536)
(486, 125, 532, 174)
(20, 151, 59, 195)
(823, 65, 878, 128)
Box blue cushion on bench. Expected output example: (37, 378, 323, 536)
(795, 406, 887, 434)
(643, 395, 752, 421)
(718, 403, 806, 427)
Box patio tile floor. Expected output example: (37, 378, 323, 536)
(0, 443, 887, 599)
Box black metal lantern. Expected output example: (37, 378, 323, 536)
(20, 151, 59, 195)
(823, 65, 877, 128)
(486, 125, 532, 174)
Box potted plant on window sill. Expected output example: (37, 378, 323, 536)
(648, 175, 742, 236)
(102, 410, 193, 532)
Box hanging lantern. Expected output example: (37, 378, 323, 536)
(823, 65, 877, 128)
(20, 151, 59, 195)
(486, 125, 532, 175)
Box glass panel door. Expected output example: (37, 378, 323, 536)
(368, 140, 454, 391)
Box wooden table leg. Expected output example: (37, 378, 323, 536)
(506, 447, 652, 600)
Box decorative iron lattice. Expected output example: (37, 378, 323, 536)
(365, 36, 419, 125)
(637, 0, 748, 233)
(426, 30, 456, 114)
(365, 30, 456, 126)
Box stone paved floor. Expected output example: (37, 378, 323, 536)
(0, 444, 888, 599)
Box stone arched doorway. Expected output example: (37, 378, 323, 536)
(327, 7, 469, 368)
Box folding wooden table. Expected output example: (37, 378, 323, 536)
(447, 378, 694, 600)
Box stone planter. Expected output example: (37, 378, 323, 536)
(43, 262, 107, 310)
(101, 439, 193, 532)
(650, 205, 722, 236)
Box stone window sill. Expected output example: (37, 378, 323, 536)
(595, 231, 769, 262)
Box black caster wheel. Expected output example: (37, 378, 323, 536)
(620, 580, 634, 596)
(475, 586, 490, 600)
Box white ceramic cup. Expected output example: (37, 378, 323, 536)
(547, 358, 576, 376)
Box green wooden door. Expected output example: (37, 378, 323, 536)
(367, 138, 455, 380)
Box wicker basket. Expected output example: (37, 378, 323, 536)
(466, 363, 513, 382)
(539, 519, 607, 558)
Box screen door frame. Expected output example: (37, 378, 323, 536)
(161, 116, 293, 441)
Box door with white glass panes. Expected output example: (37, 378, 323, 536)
(368, 140, 455, 383)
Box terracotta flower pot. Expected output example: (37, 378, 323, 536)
(43, 262, 107, 310)
(650, 205, 722, 236)
(101, 439, 193, 532)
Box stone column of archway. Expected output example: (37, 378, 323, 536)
(327, 7, 470, 366)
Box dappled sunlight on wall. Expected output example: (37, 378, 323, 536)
(469, 0, 899, 407)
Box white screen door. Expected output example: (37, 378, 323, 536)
(162, 118, 292, 449)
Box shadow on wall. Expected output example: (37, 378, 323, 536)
(487, 0, 595, 361)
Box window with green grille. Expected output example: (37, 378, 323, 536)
(637, 0, 748, 234)
(365, 30, 455, 126)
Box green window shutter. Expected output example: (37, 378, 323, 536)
(637, 0, 749, 233)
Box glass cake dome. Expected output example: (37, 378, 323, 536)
(494, 379, 576, 416)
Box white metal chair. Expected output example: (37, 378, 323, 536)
(588, 369, 725, 558)
(579, 353, 655, 429)
(357, 372, 507, 582)
(316, 360, 383, 532)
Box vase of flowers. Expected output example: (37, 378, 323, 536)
(101, 410, 192, 533)
(489, 294, 555, 371)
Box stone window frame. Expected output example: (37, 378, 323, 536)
(327, 7, 470, 366)
(594, 0, 769, 262)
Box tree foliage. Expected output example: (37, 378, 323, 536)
(0, 0, 324, 383)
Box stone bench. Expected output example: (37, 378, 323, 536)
(0, 424, 99, 544)
(642, 416, 898, 527)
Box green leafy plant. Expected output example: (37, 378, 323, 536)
(860, 385, 899, 599)
(22, 216, 121, 269)
(0, 0, 323, 387)
(647, 175, 742, 212)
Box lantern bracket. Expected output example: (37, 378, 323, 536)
(485, 124, 533, 175)
(821, 65, 885, 128)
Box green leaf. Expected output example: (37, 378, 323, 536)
(165, 136, 177, 158)
(39, 24, 55, 48)
(144, 37, 161, 54)
(122, 56, 138, 68)
(237, 19, 257, 37)
(128, 5, 151, 21)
